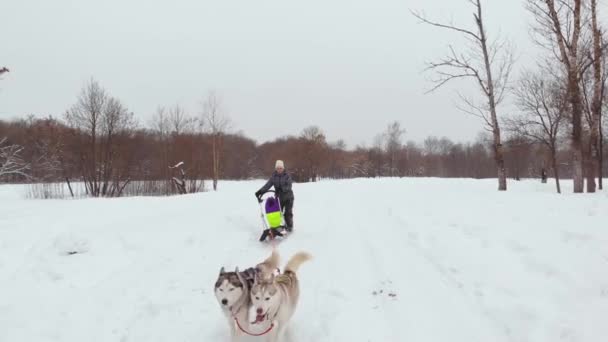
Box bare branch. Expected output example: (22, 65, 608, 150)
(455, 92, 493, 129)
(410, 10, 481, 41)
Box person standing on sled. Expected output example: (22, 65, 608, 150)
(255, 160, 295, 237)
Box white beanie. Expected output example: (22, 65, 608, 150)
(275, 160, 285, 169)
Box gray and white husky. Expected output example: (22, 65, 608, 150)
(249, 251, 312, 342)
(214, 249, 280, 341)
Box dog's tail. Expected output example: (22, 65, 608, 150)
(262, 248, 280, 270)
(284, 251, 312, 274)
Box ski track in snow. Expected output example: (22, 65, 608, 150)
(1, 179, 608, 342)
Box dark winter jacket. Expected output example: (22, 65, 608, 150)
(258, 170, 294, 201)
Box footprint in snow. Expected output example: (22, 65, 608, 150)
(372, 281, 398, 301)
(54, 233, 90, 256)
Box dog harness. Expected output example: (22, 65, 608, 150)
(234, 316, 275, 336)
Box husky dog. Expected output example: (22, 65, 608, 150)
(250, 251, 312, 342)
(214, 249, 280, 341)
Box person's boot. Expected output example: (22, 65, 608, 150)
(285, 217, 293, 232)
(259, 229, 270, 242)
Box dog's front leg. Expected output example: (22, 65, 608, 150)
(230, 320, 240, 342)
(276, 322, 288, 342)
(264, 321, 280, 342)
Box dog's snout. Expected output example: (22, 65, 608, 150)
(221, 299, 228, 305)
(256, 308, 263, 314)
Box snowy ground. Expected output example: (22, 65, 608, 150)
(1, 178, 608, 342)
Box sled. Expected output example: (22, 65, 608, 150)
(256, 190, 289, 242)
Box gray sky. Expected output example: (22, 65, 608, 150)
(1, 0, 539, 147)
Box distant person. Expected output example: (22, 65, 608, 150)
(255, 160, 295, 232)
(541, 168, 547, 183)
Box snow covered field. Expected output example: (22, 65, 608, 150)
(1, 178, 608, 342)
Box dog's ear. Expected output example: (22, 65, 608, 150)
(235, 268, 247, 288)
(219, 266, 225, 275)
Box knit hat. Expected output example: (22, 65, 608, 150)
(275, 160, 285, 169)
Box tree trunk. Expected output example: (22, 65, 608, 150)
(570, 70, 585, 193)
(91, 123, 99, 197)
(600, 119, 604, 190)
(116, 178, 131, 197)
(569, 1, 584, 193)
(496, 144, 507, 190)
(588, 0, 602, 193)
(477, 1, 506, 191)
(83, 176, 89, 195)
(65, 177, 74, 198)
(585, 145, 597, 192)
(553, 158, 561, 194)
(212, 134, 216, 191)
(551, 146, 561, 194)
(212, 133, 219, 191)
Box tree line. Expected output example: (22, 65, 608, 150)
(1, 0, 607, 196)
(0, 86, 605, 197)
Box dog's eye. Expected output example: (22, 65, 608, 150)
(265, 297, 270, 301)
(219, 289, 223, 292)
(229, 288, 234, 292)
(255, 296, 260, 300)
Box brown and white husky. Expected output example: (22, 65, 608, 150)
(249, 251, 312, 342)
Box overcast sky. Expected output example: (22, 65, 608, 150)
(1, 0, 547, 147)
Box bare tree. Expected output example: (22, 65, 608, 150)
(65, 79, 135, 197)
(601, 48, 608, 189)
(509, 69, 567, 193)
(99, 97, 136, 196)
(581, 47, 607, 192)
(150, 106, 169, 137)
(384, 121, 406, 176)
(0, 137, 30, 180)
(150, 106, 171, 193)
(526, 0, 586, 193)
(169, 104, 196, 135)
(412, 0, 514, 191)
(201, 91, 230, 191)
(300, 125, 328, 182)
(65, 79, 106, 195)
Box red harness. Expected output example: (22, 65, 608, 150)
(233, 317, 275, 336)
